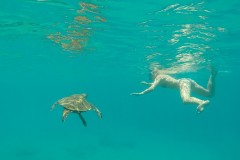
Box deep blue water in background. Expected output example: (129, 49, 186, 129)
(1, 0, 240, 159)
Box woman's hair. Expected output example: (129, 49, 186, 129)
(149, 66, 160, 79)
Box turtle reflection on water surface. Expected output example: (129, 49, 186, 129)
(51, 94, 102, 127)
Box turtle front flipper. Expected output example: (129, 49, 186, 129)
(78, 113, 87, 127)
(91, 104, 102, 119)
(62, 109, 71, 122)
(51, 101, 59, 111)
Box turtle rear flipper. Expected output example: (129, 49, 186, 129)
(78, 113, 87, 127)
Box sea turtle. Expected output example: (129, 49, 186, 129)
(51, 94, 102, 126)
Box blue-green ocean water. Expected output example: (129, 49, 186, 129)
(1, 0, 240, 159)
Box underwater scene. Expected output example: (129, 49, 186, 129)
(1, 0, 240, 159)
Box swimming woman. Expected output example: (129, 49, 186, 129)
(131, 67, 217, 113)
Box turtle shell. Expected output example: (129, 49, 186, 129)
(58, 94, 92, 112)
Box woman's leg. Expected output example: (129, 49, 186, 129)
(179, 79, 209, 113)
(179, 79, 204, 105)
(191, 68, 217, 97)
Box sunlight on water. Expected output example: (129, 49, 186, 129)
(47, 1, 106, 52)
(139, 1, 228, 73)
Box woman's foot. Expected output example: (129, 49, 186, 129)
(197, 100, 210, 113)
(210, 66, 218, 77)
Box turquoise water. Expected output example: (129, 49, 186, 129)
(1, 0, 240, 159)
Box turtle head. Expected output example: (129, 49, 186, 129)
(82, 93, 88, 98)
